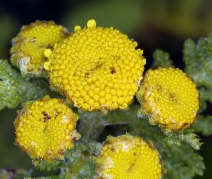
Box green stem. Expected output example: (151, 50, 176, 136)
(77, 106, 140, 144)
(77, 111, 105, 144)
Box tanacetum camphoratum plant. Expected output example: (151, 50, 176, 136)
(0, 19, 209, 179)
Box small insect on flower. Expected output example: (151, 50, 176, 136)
(14, 95, 80, 162)
(44, 19, 146, 113)
(136, 67, 199, 135)
(95, 134, 163, 179)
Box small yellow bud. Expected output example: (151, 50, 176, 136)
(44, 62, 50, 70)
(87, 19, 96, 28)
(74, 25, 81, 31)
(44, 48, 52, 58)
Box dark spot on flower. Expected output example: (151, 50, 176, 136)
(109, 67, 116, 74)
(84, 73, 89, 78)
(169, 93, 177, 102)
(42, 112, 51, 122)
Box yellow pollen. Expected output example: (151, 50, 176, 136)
(44, 62, 50, 70)
(87, 19, 97, 28)
(74, 25, 81, 31)
(44, 48, 52, 58)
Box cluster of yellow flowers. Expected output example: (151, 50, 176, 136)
(11, 19, 199, 178)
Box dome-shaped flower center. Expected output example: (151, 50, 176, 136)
(96, 134, 163, 179)
(14, 95, 80, 162)
(10, 20, 69, 78)
(45, 20, 146, 112)
(137, 67, 199, 134)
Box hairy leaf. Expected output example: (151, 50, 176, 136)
(152, 49, 173, 68)
(183, 36, 212, 89)
(33, 143, 96, 179)
(0, 59, 50, 111)
(160, 144, 205, 179)
(191, 115, 212, 136)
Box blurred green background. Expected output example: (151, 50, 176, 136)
(0, 0, 212, 178)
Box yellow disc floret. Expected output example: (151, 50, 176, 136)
(136, 67, 199, 134)
(10, 20, 69, 78)
(95, 134, 163, 179)
(14, 95, 80, 162)
(45, 20, 146, 112)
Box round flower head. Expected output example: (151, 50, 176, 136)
(95, 134, 163, 179)
(44, 19, 146, 113)
(14, 95, 80, 162)
(10, 20, 69, 78)
(136, 67, 199, 134)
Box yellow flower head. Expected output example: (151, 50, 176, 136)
(136, 67, 199, 134)
(10, 20, 69, 78)
(95, 134, 163, 179)
(14, 95, 80, 162)
(44, 19, 146, 112)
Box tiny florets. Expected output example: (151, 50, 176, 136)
(136, 67, 199, 134)
(95, 134, 163, 179)
(14, 95, 80, 162)
(10, 20, 69, 78)
(44, 20, 146, 112)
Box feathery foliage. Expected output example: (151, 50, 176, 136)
(183, 34, 212, 135)
(152, 49, 173, 68)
